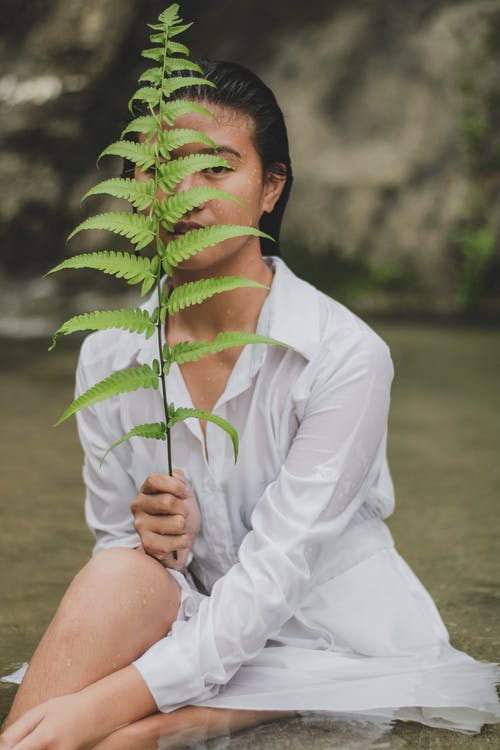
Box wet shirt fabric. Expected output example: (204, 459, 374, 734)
(75, 256, 500, 733)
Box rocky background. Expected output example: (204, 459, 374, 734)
(1, 0, 500, 321)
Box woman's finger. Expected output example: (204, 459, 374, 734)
(134, 513, 186, 537)
(9, 727, 51, 750)
(131, 493, 187, 517)
(0, 705, 44, 748)
(142, 531, 189, 557)
(140, 472, 187, 498)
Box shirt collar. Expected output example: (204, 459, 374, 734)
(112, 255, 321, 371)
(265, 255, 320, 361)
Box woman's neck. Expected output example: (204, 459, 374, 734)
(166, 248, 275, 342)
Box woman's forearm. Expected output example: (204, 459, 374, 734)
(78, 665, 157, 737)
(0, 666, 157, 750)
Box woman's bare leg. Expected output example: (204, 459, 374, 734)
(6, 547, 295, 746)
(6, 547, 180, 724)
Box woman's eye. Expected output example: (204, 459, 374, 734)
(204, 166, 229, 175)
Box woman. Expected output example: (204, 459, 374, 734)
(1, 60, 499, 749)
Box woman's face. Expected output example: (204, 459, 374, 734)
(134, 103, 286, 273)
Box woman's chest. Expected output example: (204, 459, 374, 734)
(178, 349, 243, 413)
(124, 345, 304, 473)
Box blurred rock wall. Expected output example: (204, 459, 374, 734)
(1, 0, 499, 312)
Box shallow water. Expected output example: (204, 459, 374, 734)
(0, 324, 499, 748)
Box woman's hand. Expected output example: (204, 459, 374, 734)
(0, 667, 156, 750)
(0, 694, 88, 750)
(132, 469, 200, 571)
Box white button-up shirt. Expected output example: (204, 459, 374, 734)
(75, 255, 395, 712)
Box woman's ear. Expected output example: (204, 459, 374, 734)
(262, 166, 287, 214)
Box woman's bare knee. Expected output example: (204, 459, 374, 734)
(58, 547, 181, 641)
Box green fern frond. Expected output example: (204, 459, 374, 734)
(158, 154, 233, 193)
(68, 212, 156, 251)
(50, 308, 156, 351)
(167, 331, 288, 368)
(50, 2, 282, 477)
(156, 188, 244, 227)
(165, 276, 269, 315)
(164, 225, 275, 267)
(162, 76, 216, 98)
(54, 365, 158, 426)
(158, 128, 217, 159)
(46, 251, 156, 291)
(98, 140, 156, 169)
(168, 407, 238, 461)
(83, 178, 156, 210)
(101, 422, 167, 464)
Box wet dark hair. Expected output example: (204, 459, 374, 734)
(125, 59, 293, 257)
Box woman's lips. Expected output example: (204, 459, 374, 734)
(171, 222, 204, 236)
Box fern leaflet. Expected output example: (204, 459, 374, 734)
(163, 76, 216, 98)
(158, 3, 181, 26)
(157, 154, 234, 193)
(168, 23, 193, 37)
(167, 407, 239, 461)
(156, 188, 244, 227)
(47, 251, 156, 292)
(165, 276, 269, 315)
(166, 331, 289, 369)
(121, 115, 157, 139)
(165, 58, 202, 75)
(54, 365, 159, 426)
(158, 4, 181, 25)
(164, 225, 275, 267)
(50, 308, 156, 351)
(68, 212, 156, 251)
(98, 141, 156, 169)
(165, 40, 190, 56)
(128, 86, 161, 112)
(138, 67, 164, 86)
(101, 422, 167, 464)
(157, 128, 217, 158)
(160, 100, 217, 126)
(83, 178, 156, 210)
(141, 47, 164, 62)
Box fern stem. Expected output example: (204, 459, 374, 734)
(155, 22, 176, 559)
(156, 274, 173, 476)
(155, 272, 177, 561)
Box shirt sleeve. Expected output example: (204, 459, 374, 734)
(75, 335, 140, 553)
(133, 329, 394, 712)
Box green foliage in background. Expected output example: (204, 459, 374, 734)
(48, 3, 288, 474)
(453, 16, 500, 312)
